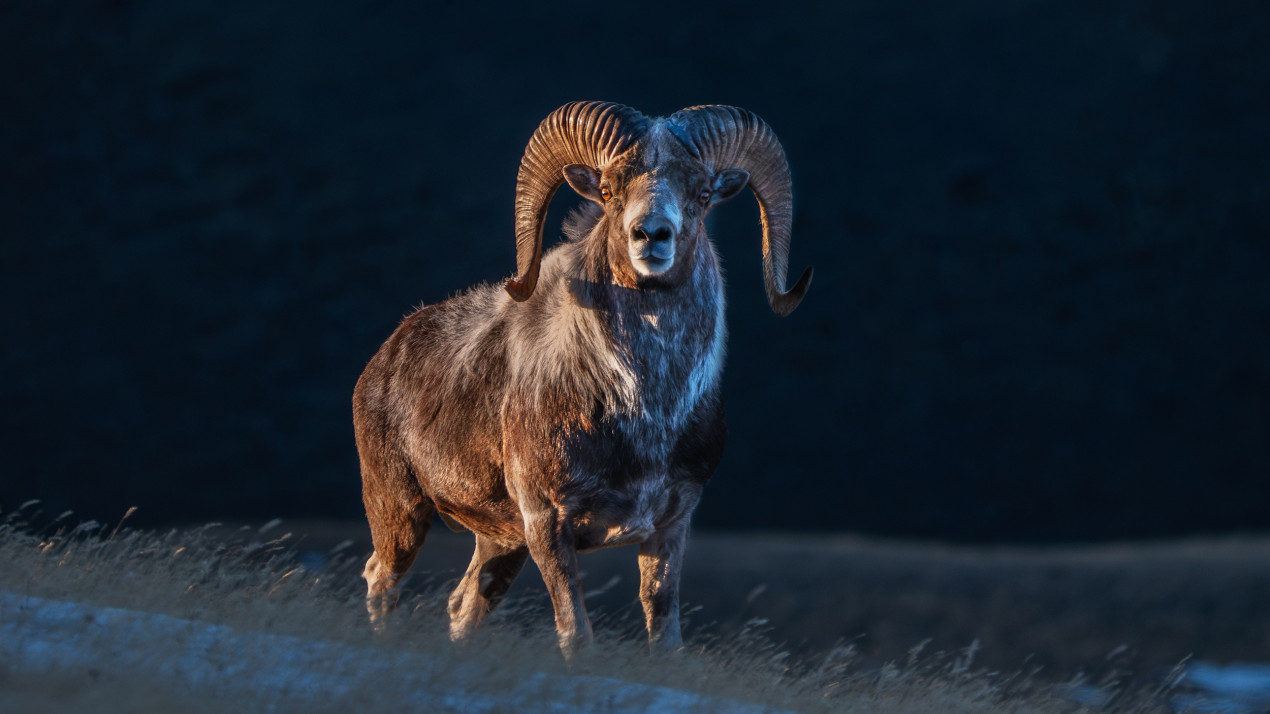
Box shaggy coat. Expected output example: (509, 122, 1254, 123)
(354, 102, 809, 654)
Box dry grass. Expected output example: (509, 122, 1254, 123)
(0, 504, 1178, 713)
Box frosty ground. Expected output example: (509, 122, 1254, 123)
(1, 510, 1268, 712)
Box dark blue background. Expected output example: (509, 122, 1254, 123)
(2, 0, 1267, 541)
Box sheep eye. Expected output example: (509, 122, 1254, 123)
(600, 186, 613, 202)
(697, 189, 711, 206)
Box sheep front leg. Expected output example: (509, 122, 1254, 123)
(638, 519, 690, 652)
(522, 505, 592, 656)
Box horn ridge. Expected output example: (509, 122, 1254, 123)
(507, 101, 649, 301)
(668, 105, 811, 315)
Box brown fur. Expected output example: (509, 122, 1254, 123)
(355, 123, 745, 655)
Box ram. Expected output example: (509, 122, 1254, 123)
(354, 101, 812, 654)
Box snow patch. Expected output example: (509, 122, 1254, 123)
(0, 591, 786, 713)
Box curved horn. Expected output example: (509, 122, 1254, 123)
(506, 101, 650, 301)
(668, 106, 812, 316)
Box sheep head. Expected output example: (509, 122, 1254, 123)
(505, 101, 813, 315)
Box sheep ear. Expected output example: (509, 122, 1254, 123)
(710, 169, 750, 206)
(563, 164, 605, 203)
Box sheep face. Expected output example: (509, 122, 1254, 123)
(561, 128, 749, 289)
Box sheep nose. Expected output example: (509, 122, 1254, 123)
(632, 218, 673, 243)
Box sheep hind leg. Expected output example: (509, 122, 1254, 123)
(363, 496, 436, 629)
(448, 535, 529, 641)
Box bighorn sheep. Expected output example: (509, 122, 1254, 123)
(354, 101, 811, 654)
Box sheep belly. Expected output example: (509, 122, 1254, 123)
(568, 477, 697, 554)
(575, 523, 656, 553)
